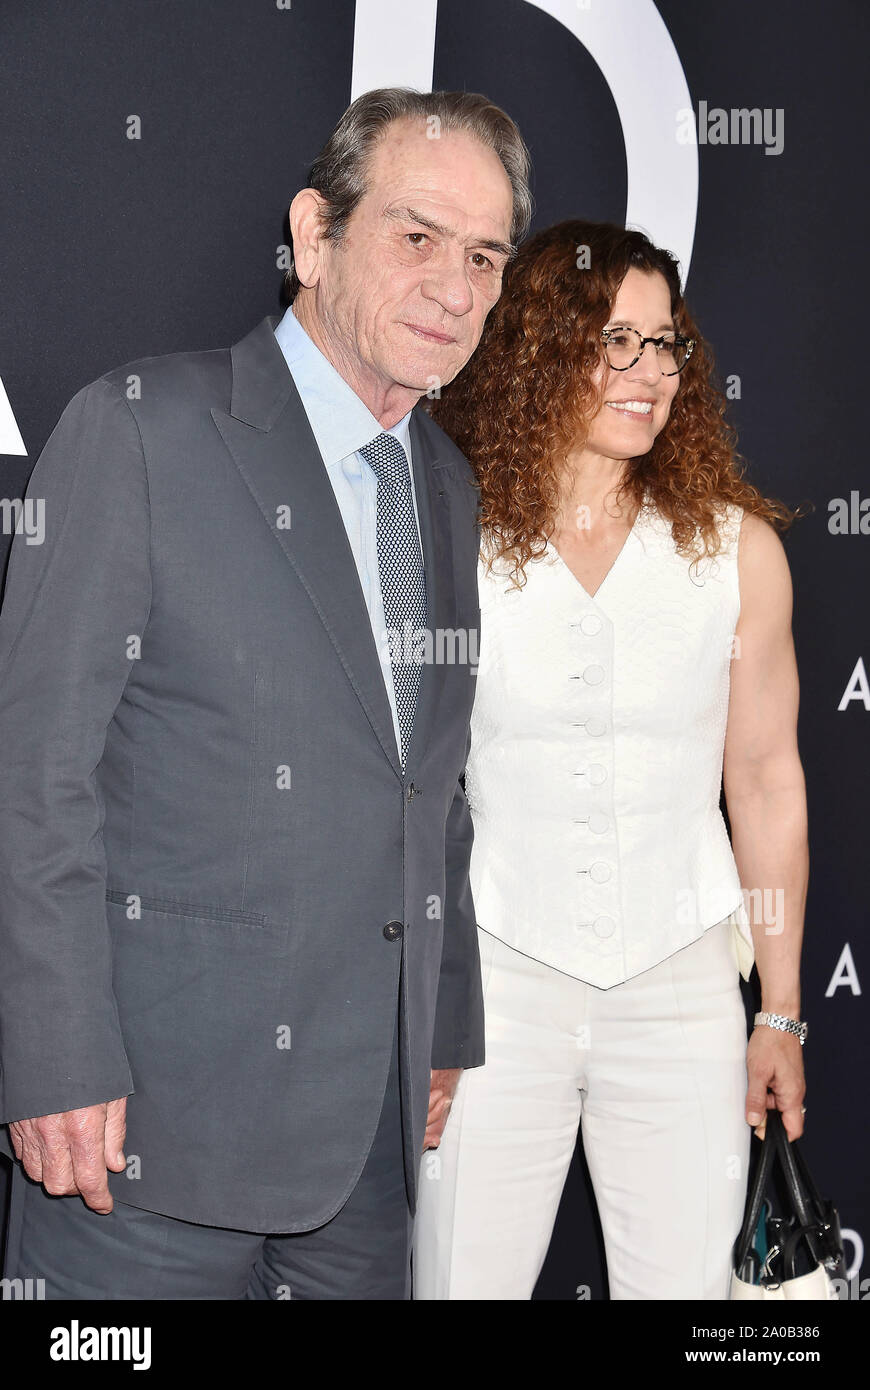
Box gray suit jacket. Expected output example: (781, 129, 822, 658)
(0, 315, 483, 1231)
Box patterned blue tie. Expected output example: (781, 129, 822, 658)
(359, 432, 428, 769)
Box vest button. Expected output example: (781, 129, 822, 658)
(589, 861, 611, 883)
(585, 715, 607, 736)
(579, 614, 603, 636)
(582, 664, 605, 685)
(593, 915, 616, 937)
(383, 921, 404, 942)
(588, 812, 609, 834)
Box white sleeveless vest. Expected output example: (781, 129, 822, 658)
(465, 498, 755, 989)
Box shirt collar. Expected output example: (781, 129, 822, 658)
(274, 303, 413, 466)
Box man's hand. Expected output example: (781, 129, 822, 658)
(745, 1028, 806, 1142)
(8, 1097, 128, 1213)
(423, 1068, 462, 1151)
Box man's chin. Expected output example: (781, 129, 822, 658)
(388, 351, 467, 397)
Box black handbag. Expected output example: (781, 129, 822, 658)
(730, 1109, 846, 1300)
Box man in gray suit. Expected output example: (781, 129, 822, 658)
(0, 88, 531, 1298)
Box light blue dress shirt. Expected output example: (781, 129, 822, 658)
(273, 303, 422, 758)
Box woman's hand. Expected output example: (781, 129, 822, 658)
(745, 1025, 806, 1141)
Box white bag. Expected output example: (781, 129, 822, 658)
(730, 1263, 839, 1301)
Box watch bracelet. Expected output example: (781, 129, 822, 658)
(754, 1010, 808, 1044)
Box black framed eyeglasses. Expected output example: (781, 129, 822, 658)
(600, 326, 695, 376)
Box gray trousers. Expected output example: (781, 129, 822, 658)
(3, 1011, 411, 1300)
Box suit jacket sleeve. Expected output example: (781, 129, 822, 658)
(0, 376, 151, 1125)
(430, 721, 485, 1071)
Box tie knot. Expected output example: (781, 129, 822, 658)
(360, 432, 410, 488)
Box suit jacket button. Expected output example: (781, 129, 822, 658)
(383, 920, 404, 941)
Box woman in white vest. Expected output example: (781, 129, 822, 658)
(414, 220, 809, 1300)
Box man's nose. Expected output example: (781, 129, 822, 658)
(421, 259, 474, 316)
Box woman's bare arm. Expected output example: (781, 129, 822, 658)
(723, 512, 808, 1139)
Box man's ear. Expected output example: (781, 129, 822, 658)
(289, 188, 327, 290)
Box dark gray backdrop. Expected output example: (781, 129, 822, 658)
(0, 0, 866, 1299)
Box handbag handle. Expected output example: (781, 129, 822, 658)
(770, 1110, 840, 1277)
(785, 1123, 829, 1214)
(732, 1110, 780, 1277)
(770, 1110, 818, 1227)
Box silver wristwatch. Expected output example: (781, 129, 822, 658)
(754, 1011, 808, 1045)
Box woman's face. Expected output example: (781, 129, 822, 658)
(583, 267, 682, 462)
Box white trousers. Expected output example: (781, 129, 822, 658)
(413, 916, 750, 1300)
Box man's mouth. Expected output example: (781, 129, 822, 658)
(403, 322, 456, 344)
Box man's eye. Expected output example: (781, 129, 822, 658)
(470, 253, 495, 271)
(406, 232, 429, 247)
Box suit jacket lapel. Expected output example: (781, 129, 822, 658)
(212, 315, 460, 784)
(211, 315, 403, 781)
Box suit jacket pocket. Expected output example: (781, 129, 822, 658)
(105, 888, 269, 928)
(104, 894, 292, 1128)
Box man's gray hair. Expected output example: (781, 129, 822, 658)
(284, 87, 533, 301)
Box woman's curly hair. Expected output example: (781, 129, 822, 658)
(429, 219, 800, 587)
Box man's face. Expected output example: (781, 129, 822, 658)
(304, 119, 516, 396)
